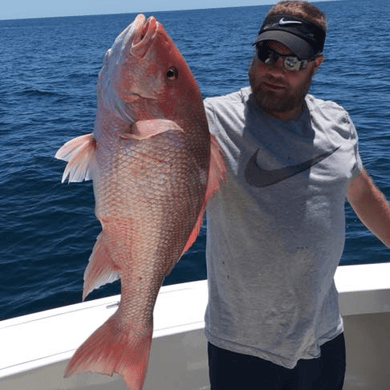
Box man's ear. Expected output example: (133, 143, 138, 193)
(313, 54, 324, 73)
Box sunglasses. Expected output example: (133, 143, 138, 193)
(256, 44, 310, 72)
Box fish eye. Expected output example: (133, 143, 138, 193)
(167, 67, 178, 81)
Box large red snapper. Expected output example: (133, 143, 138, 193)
(55, 14, 226, 390)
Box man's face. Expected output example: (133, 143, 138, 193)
(248, 41, 323, 119)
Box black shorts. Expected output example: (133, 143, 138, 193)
(208, 333, 346, 390)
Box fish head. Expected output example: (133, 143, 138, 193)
(97, 14, 204, 128)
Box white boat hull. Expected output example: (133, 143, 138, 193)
(1, 263, 390, 389)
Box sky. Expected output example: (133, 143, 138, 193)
(1, 0, 338, 21)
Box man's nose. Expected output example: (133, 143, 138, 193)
(268, 56, 286, 73)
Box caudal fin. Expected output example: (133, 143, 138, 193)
(65, 313, 153, 390)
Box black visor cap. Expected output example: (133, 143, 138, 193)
(254, 14, 326, 60)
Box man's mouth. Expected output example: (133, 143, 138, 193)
(263, 82, 286, 91)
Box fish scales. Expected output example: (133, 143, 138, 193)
(55, 13, 226, 390)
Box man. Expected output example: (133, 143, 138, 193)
(204, 1, 390, 389)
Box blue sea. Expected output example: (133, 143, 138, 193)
(1, 0, 390, 321)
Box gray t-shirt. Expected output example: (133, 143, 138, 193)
(204, 87, 362, 369)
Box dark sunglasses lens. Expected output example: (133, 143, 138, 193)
(256, 44, 305, 71)
(257, 45, 271, 63)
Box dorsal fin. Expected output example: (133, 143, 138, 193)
(180, 134, 226, 256)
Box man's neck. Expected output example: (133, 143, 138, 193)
(266, 102, 305, 122)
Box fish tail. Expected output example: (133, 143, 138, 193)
(55, 133, 97, 183)
(65, 312, 153, 390)
(83, 231, 120, 300)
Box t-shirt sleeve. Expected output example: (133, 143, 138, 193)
(346, 111, 364, 180)
(204, 98, 218, 136)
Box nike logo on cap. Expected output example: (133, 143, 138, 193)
(279, 18, 303, 26)
(245, 146, 340, 188)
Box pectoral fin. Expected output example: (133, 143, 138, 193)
(120, 119, 184, 140)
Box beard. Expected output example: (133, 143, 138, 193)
(248, 61, 314, 114)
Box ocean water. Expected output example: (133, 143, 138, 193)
(1, 0, 390, 321)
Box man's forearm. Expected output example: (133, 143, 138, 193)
(347, 169, 390, 247)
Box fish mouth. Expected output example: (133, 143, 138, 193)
(130, 15, 159, 58)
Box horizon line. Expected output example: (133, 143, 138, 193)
(0, 0, 341, 22)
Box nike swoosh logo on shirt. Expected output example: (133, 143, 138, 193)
(245, 146, 340, 188)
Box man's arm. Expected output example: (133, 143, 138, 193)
(347, 169, 390, 247)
